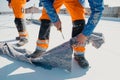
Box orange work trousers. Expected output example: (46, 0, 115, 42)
(40, 0, 85, 21)
(40, 0, 86, 53)
(11, 0, 26, 18)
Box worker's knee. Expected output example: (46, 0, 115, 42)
(72, 20, 85, 37)
(38, 19, 51, 39)
(14, 18, 25, 32)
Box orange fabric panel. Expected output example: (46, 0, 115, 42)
(64, 0, 85, 21)
(40, 8, 51, 20)
(40, 0, 85, 21)
(40, 0, 63, 20)
(37, 43, 48, 49)
(11, 0, 26, 18)
(36, 39, 49, 49)
(19, 31, 28, 37)
(73, 46, 85, 53)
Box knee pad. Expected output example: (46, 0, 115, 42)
(38, 19, 51, 39)
(72, 20, 85, 37)
(14, 18, 26, 32)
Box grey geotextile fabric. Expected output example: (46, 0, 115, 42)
(0, 32, 104, 72)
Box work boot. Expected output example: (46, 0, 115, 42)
(16, 38, 28, 47)
(16, 36, 21, 40)
(27, 50, 45, 58)
(74, 54, 89, 69)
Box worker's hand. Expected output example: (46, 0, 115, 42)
(53, 20, 62, 31)
(8, 3, 12, 8)
(76, 33, 87, 46)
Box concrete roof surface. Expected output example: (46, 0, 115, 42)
(0, 13, 120, 80)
